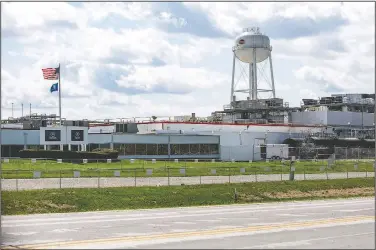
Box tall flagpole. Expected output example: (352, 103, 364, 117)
(58, 63, 62, 125)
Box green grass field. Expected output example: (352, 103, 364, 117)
(1, 158, 374, 179)
(2, 178, 374, 215)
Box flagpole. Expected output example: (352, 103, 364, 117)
(59, 63, 62, 125)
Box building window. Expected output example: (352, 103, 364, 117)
(146, 144, 158, 155)
(124, 144, 136, 155)
(158, 144, 168, 155)
(135, 144, 147, 155)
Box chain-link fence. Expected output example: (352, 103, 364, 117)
(1, 157, 374, 191)
(288, 147, 375, 160)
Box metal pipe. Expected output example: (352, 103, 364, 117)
(269, 50, 276, 98)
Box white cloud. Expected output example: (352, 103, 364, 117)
(1, 2, 374, 120)
(116, 65, 228, 93)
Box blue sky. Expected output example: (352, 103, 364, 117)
(1, 2, 374, 120)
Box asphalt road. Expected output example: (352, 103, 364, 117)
(2, 197, 375, 249)
(2, 172, 374, 190)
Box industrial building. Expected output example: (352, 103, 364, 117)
(1, 27, 374, 161)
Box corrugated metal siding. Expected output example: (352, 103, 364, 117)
(291, 111, 375, 126)
(0, 130, 40, 145)
(327, 111, 374, 126)
(291, 111, 328, 126)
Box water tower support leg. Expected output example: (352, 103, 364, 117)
(249, 63, 253, 100)
(269, 50, 276, 98)
(230, 51, 236, 107)
(252, 48, 258, 100)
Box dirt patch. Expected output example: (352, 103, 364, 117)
(38, 200, 76, 209)
(238, 193, 264, 202)
(264, 187, 374, 199)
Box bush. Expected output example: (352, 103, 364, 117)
(19, 149, 119, 160)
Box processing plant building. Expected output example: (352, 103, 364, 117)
(1, 27, 374, 161)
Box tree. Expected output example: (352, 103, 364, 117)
(152, 116, 157, 121)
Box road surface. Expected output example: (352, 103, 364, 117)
(2, 172, 374, 190)
(2, 197, 375, 249)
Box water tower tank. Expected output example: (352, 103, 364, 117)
(234, 27, 271, 63)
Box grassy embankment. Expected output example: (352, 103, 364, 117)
(1, 159, 373, 179)
(2, 177, 374, 215)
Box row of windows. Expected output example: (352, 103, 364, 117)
(0, 144, 220, 157)
(92, 143, 220, 155)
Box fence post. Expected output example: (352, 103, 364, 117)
(59, 169, 62, 189)
(228, 168, 231, 183)
(346, 164, 349, 179)
(97, 169, 100, 188)
(168, 168, 170, 186)
(134, 169, 137, 187)
(16, 169, 19, 192)
(255, 167, 258, 182)
(303, 164, 306, 180)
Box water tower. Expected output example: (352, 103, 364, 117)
(230, 27, 276, 105)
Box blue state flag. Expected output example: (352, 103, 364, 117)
(50, 83, 59, 93)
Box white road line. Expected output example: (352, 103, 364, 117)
(173, 221, 196, 225)
(51, 228, 79, 233)
(3, 202, 373, 227)
(3, 199, 372, 224)
(196, 219, 221, 222)
(148, 224, 169, 227)
(5, 232, 38, 236)
(278, 214, 309, 217)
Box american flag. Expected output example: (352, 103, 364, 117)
(42, 67, 59, 80)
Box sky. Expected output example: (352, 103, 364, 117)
(1, 2, 375, 120)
